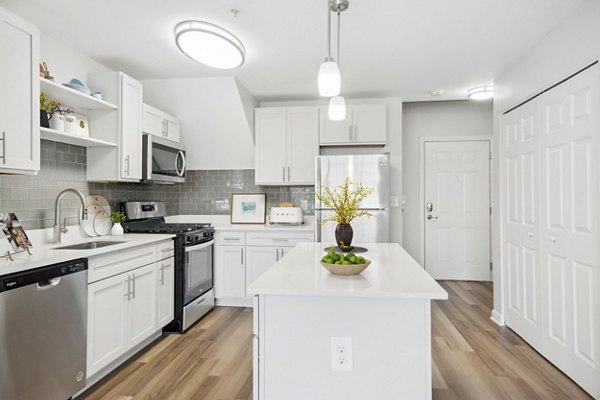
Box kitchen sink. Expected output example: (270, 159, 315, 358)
(54, 241, 126, 250)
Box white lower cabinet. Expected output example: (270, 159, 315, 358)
(214, 230, 314, 306)
(88, 263, 157, 377)
(86, 241, 174, 379)
(246, 246, 279, 287)
(215, 244, 246, 299)
(126, 264, 157, 349)
(156, 257, 175, 328)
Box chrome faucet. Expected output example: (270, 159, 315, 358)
(53, 188, 88, 244)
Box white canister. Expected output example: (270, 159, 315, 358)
(64, 112, 77, 135)
(49, 112, 65, 132)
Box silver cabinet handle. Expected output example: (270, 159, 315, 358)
(132, 274, 136, 299)
(161, 247, 172, 253)
(287, 166, 291, 182)
(241, 248, 244, 264)
(427, 215, 438, 221)
(125, 276, 131, 300)
(124, 155, 130, 176)
(223, 237, 239, 241)
(0, 131, 5, 164)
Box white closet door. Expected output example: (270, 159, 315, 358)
(538, 65, 599, 395)
(501, 100, 542, 347)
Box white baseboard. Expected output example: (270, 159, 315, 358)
(216, 296, 253, 307)
(490, 309, 505, 326)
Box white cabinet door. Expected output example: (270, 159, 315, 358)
(320, 106, 352, 145)
(87, 273, 128, 377)
(246, 246, 278, 289)
(120, 74, 143, 180)
(156, 258, 175, 328)
(142, 103, 163, 137)
(352, 104, 387, 144)
(165, 117, 180, 142)
(215, 245, 246, 298)
(287, 107, 319, 184)
(0, 9, 39, 174)
(127, 263, 157, 349)
(255, 108, 287, 184)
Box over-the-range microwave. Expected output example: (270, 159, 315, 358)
(142, 134, 186, 184)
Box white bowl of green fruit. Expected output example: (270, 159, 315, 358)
(320, 250, 371, 275)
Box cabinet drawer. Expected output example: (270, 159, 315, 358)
(88, 244, 157, 283)
(156, 240, 175, 260)
(246, 231, 314, 247)
(216, 231, 246, 246)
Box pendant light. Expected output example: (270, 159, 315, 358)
(318, 1, 341, 96)
(328, 2, 348, 120)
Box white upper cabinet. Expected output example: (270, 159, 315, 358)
(255, 107, 319, 185)
(87, 72, 143, 182)
(320, 103, 387, 146)
(143, 103, 180, 143)
(0, 8, 39, 174)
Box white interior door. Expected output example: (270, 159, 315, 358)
(538, 65, 599, 395)
(424, 140, 491, 281)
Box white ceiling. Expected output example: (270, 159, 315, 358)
(0, 0, 586, 101)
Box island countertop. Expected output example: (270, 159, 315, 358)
(247, 242, 448, 300)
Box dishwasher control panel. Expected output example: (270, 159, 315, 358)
(0, 259, 87, 293)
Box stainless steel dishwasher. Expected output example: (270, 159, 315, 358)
(0, 258, 88, 400)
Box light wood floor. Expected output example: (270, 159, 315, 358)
(80, 282, 592, 400)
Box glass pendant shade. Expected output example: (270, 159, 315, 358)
(175, 21, 246, 69)
(328, 96, 346, 120)
(318, 59, 341, 97)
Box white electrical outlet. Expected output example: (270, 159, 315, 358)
(331, 337, 353, 372)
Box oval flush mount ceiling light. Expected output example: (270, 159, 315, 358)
(467, 85, 494, 100)
(174, 20, 246, 69)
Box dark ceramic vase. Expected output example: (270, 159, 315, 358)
(40, 110, 50, 128)
(335, 223, 353, 249)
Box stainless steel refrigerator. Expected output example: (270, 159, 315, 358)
(315, 154, 390, 244)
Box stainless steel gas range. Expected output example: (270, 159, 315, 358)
(121, 201, 214, 333)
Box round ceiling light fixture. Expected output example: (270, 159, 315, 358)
(467, 85, 494, 100)
(174, 20, 246, 69)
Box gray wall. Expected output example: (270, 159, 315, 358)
(0, 141, 314, 230)
(402, 100, 493, 260)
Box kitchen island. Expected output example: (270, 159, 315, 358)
(247, 242, 447, 400)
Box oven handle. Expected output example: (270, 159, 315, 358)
(175, 151, 186, 177)
(184, 239, 215, 252)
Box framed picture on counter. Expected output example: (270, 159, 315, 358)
(230, 193, 267, 224)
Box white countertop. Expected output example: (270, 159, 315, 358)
(0, 233, 175, 277)
(166, 214, 314, 232)
(247, 243, 448, 300)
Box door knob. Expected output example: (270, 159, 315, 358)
(427, 214, 438, 221)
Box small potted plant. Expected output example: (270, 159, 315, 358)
(49, 104, 66, 132)
(110, 211, 126, 236)
(314, 177, 374, 250)
(40, 92, 59, 128)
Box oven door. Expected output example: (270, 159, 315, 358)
(143, 134, 186, 184)
(183, 239, 214, 305)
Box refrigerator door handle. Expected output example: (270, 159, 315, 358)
(316, 214, 322, 242)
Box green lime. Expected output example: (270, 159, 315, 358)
(357, 256, 366, 264)
(335, 261, 342, 265)
(348, 256, 357, 263)
(331, 253, 341, 261)
(346, 253, 356, 259)
(323, 257, 334, 264)
(327, 251, 336, 258)
(342, 261, 352, 265)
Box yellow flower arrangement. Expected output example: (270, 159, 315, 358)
(314, 177, 375, 224)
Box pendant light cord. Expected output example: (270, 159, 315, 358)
(337, 11, 341, 67)
(326, 0, 331, 60)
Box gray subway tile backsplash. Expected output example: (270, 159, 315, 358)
(0, 140, 315, 230)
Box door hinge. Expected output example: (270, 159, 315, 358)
(490, 262, 493, 271)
